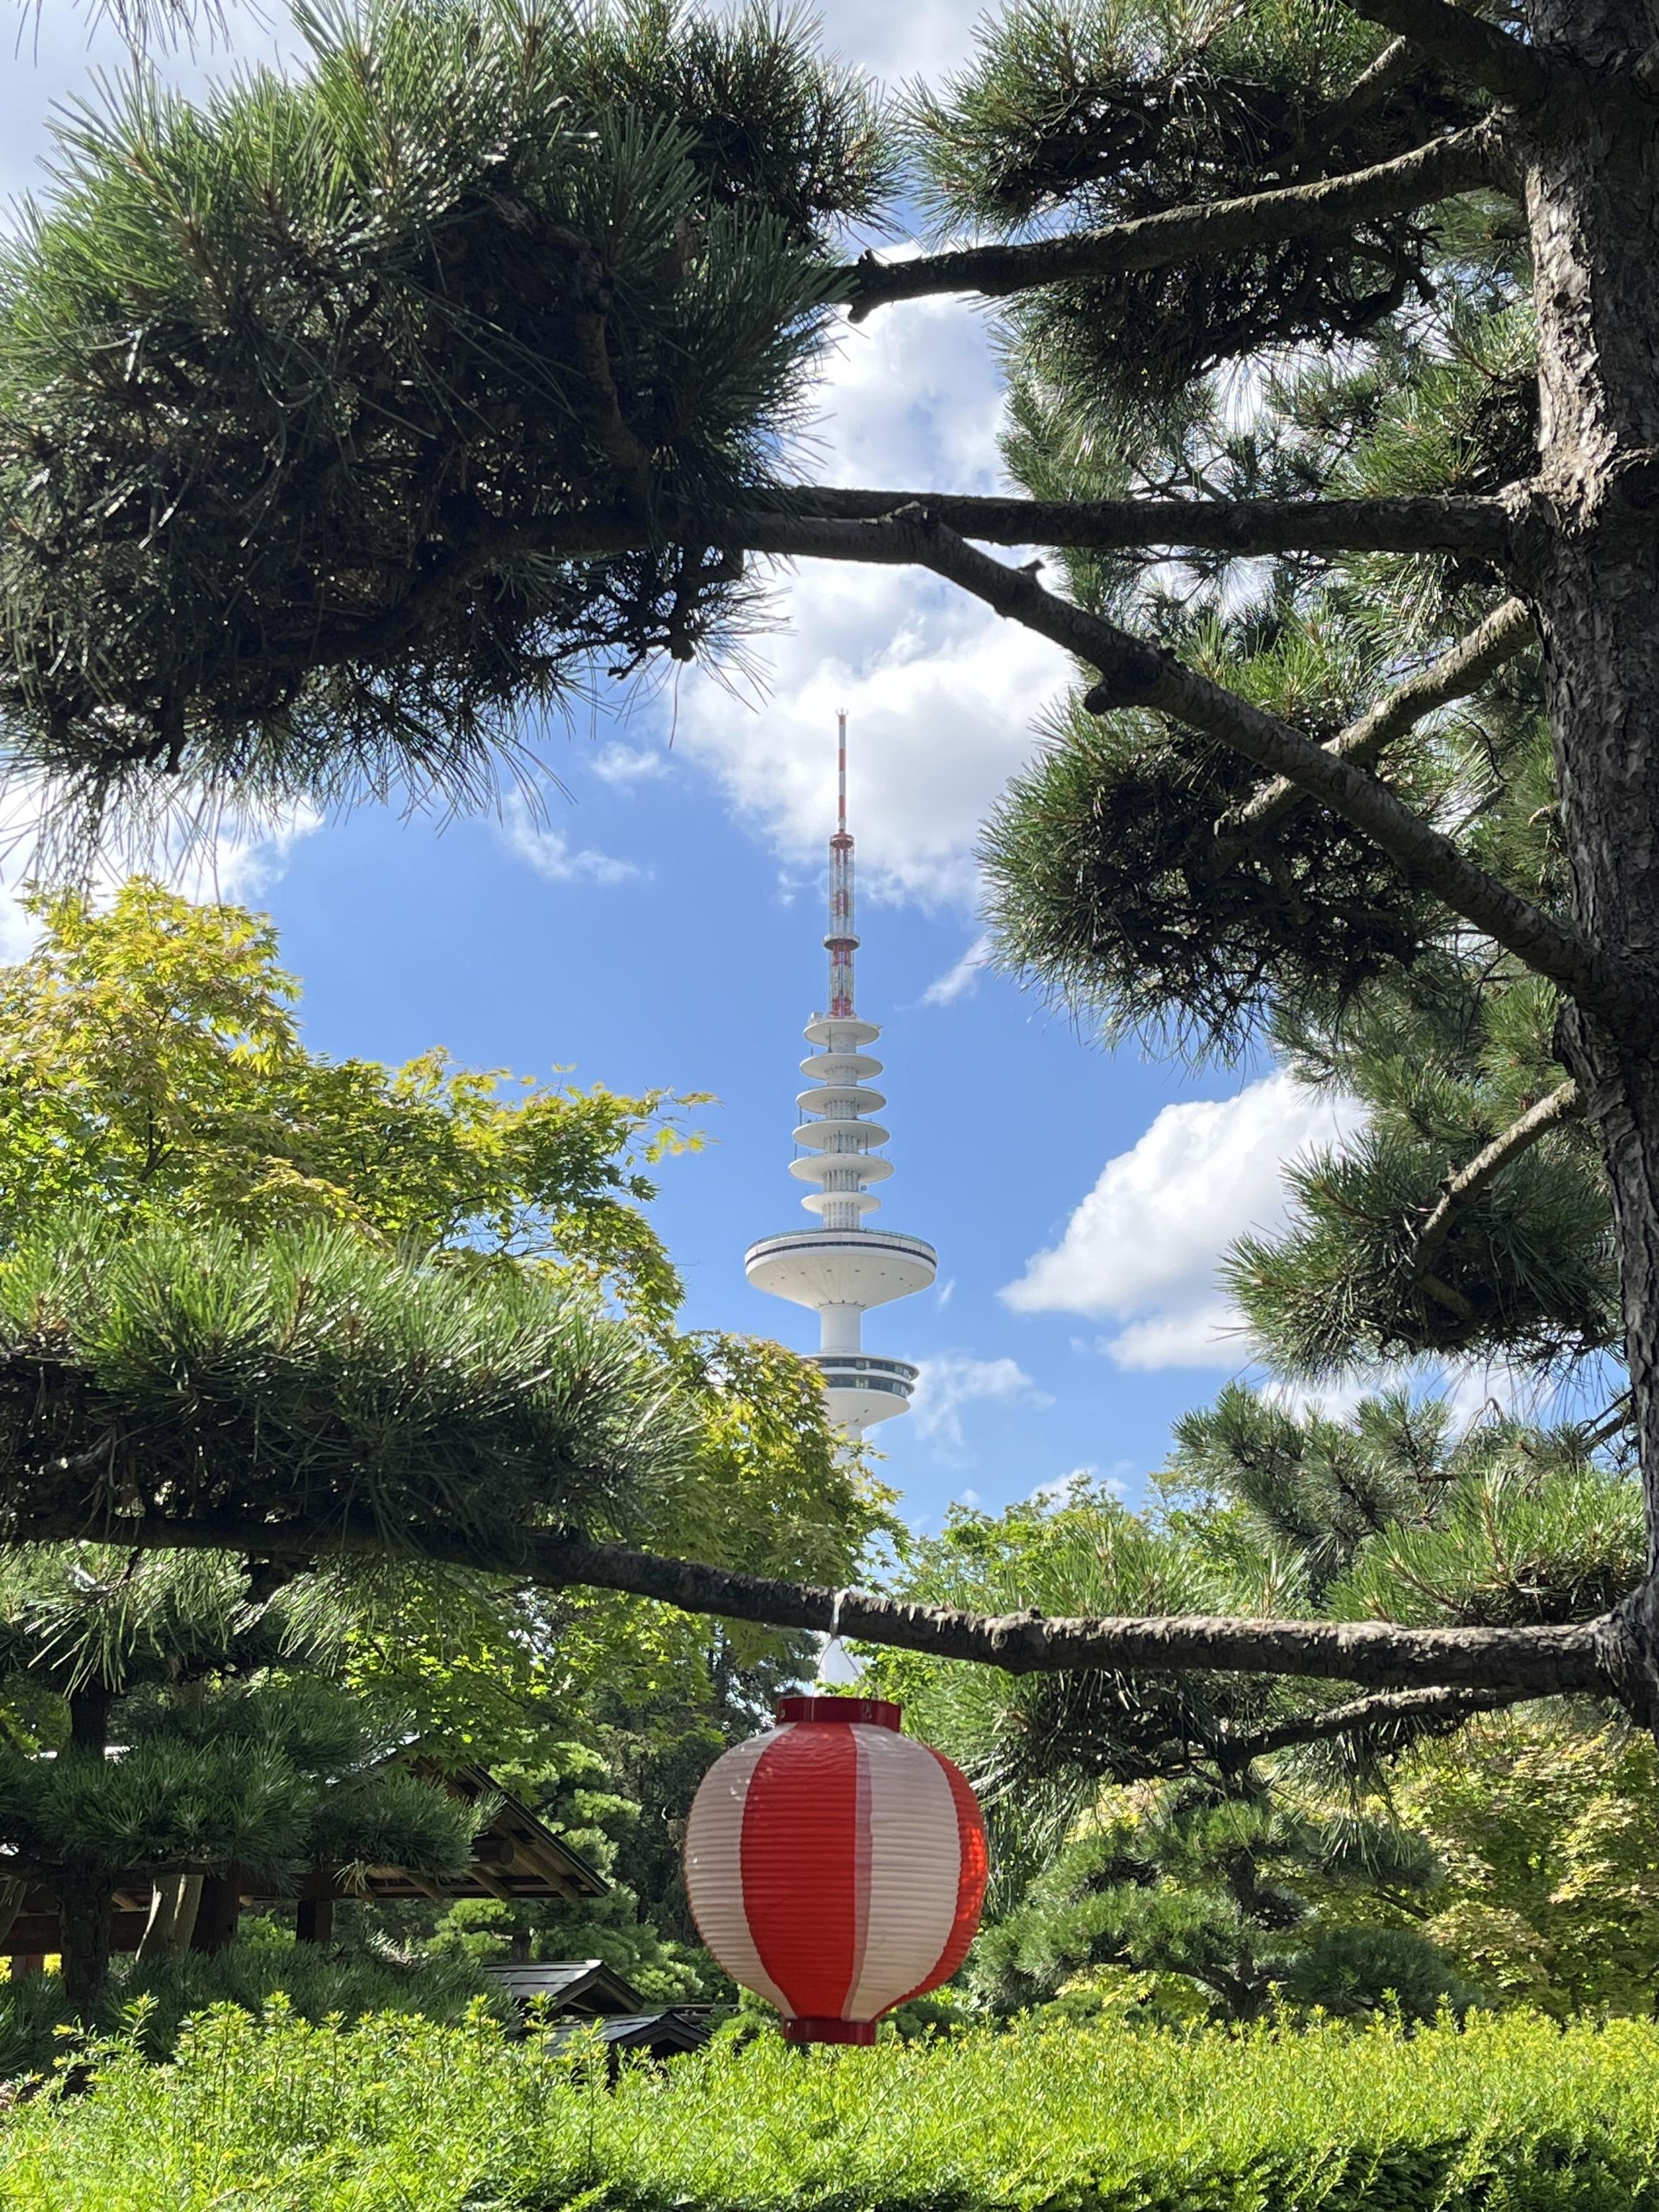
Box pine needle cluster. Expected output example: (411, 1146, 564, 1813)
(908, 0, 1478, 395)
(0, 1211, 696, 1557)
(0, 1671, 477, 1897)
(0, 0, 891, 850)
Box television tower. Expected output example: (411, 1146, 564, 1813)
(745, 714, 936, 1436)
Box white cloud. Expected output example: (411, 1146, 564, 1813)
(589, 742, 672, 788)
(1107, 1304, 1247, 1372)
(923, 932, 992, 1007)
(499, 798, 642, 886)
(1002, 1072, 1368, 1372)
(0, 786, 322, 963)
(802, 0, 989, 85)
(1028, 1462, 1132, 1507)
(910, 1352, 1053, 1449)
(673, 292, 1069, 910)
(678, 567, 1065, 908)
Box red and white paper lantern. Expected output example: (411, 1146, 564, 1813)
(683, 1694, 989, 2045)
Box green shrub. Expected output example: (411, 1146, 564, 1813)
(5, 2004, 1659, 2211)
(0, 1941, 500, 2077)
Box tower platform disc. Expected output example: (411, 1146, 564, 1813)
(745, 1229, 936, 1310)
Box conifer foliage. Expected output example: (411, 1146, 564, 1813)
(0, 1546, 480, 2010)
(6, 0, 1659, 1728)
(0, 0, 889, 840)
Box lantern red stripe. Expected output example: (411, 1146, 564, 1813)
(682, 1732, 793, 2015)
(741, 1721, 863, 2018)
(891, 1748, 990, 2008)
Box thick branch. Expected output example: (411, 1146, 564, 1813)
(1220, 595, 1534, 840)
(779, 487, 1511, 561)
(1336, 0, 1556, 109)
(839, 127, 1499, 319)
(339, 508, 1611, 1021)
(1218, 1681, 1534, 1763)
(1411, 1078, 1585, 1277)
(302, 490, 1513, 677)
(729, 507, 1633, 1025)
(0, 1507, 1612, 1696)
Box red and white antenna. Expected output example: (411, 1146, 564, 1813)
(825, 709, 857, 1020)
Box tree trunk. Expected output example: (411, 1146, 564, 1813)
(58, 1687, 115, 2013)
(56, 1870, 112, 2016)
(295, 1895, 333, 1945)
(1521, 0, 1659, 1721)
(137, 1874, 204, 1961)
(189, 1873, 243, 1955)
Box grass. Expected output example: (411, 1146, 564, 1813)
(4, 2004, 1659, 2211)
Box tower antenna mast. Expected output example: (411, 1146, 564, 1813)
(827, 708, 856, 1021)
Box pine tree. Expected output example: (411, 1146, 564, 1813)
(0, 1547, 479, 2010)
(0, 882, 889, 2006)
(6, 0, 1659, 1730)
(972, 1779, 1470, 2026)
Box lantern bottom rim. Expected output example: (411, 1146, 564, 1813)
(782, 2018, 878, 2046)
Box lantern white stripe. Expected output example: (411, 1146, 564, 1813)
(683, 1728, 794, 2016)
(844, 1727, 962, 2020)
(849, 1717, 874, 2014)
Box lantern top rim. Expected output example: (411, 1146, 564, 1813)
(775, 1694, 902, 1731)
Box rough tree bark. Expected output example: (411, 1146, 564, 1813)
(1510, 0, 1659, 1725)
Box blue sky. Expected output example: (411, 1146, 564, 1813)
(0, 1, 1390, 1536)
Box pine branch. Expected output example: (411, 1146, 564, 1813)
(1411, 1079, 1586, 1278)
(0, 1506, 1612, 1696)
(1307, 39, 1421, 142)
(1335, 0, 1556, 109)
(1218, 1681, 1534, 1763)
(549, 231, 657, 516)
(778, 487, 1511, 559)
(838, 127, 1499, 320)
(724, 507, 1635, 1026)
(1220, 596, 1535, 840)
(309, 489, 1509, 678)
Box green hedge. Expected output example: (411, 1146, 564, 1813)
(0, 1941, 503, 2079)
(4, 2004, 1659, 2211)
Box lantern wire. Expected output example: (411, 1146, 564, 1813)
(816, 1586, 866, 1687)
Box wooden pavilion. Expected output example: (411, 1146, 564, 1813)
(1, 1761, 608, 1966)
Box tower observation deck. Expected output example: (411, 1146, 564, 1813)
(745, 714, 935, 1437)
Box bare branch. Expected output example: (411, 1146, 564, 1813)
(723, 506, 1633, 1025)
(1583, 1393, 1633, 1450)
(1411, 1078, 1586, 1277)
(1218, 1681, 1537, 1762)
(838, 127, 1499, 320)
(0, 1506, 1612, 1696)
(1220, 595, 1535, 840)
(779, 487, 1511, 560)
(1307, 38, 1422, 140)
(1336, 0, 1557, 109)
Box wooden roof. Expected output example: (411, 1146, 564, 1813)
(331, 1764, 610, 1907)
(0, 1761, 610, 1951)
(482, 1958, 646, 2013)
